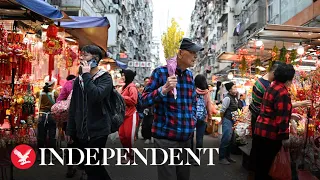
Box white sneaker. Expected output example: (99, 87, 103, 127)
(150, 137, 154, 144)
(145, 139, 150, 144)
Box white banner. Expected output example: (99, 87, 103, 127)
(128, 61, 133, 67)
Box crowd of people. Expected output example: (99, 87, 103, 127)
(34, 38, 309, 180)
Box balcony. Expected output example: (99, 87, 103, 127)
(240, 2, 266, 32)
(59, 0, 81, 8)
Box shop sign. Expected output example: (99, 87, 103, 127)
(128, 61, 133, 67)
(133, 61, 140, 67)
(146, 62, 152, 67)
(140, 62, 146, 67)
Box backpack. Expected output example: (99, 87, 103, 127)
(92, 70, 125, 133)
(106, 87, 126, 133)
(196, 94, 207, 121)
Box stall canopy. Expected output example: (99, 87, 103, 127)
(15, 0, 63, 20)
(218, 24, 320, 64)
(0, 0, 63, 21)
(57, 16, 110, 53)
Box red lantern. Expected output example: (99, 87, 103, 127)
(47, 24, 58, 38)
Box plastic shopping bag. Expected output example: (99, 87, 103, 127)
(269, 147, 292, 180)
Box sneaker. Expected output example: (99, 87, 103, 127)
(145, 139, 150, 144)
(150, 137, 154, 144)
(226, 157, 236, 163)
(219, 159, 231, 165)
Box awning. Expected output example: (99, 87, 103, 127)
(236, 24, 320, 53)
(0, 0, 64, 21)
(15, 0, 63, 20)
(57, 16, 110, 53)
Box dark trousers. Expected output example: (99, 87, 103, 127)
(37, 113, 56, 151)
(251, 135, 282, 180)
(154, 138, 190, 180)
(250, 111, 259, 135)
(142, 115, 153, 139)
(190, 121, 206, 155)
(78, 136, 111, 180)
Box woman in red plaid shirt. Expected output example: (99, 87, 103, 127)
(251, 63, 311, 180)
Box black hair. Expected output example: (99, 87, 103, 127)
(240, 94, 244, 97)
(268, 61, 282, 72)
(274, 63, 295, 83)
(66, 75, 76, 81)
(195, 74, 208, 90)
(121, 69, 136, 89)
(81, 45, 103, 63)
(43, 83, 52, 93)
(144, 77, 150, 81)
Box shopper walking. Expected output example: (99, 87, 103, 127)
(190, 74, 212, 165)
(141, 38, 204, 180)
(141, 77, 154, 144)
(219, 82, 238, 165)
(119, 69, 139, 163)
(66, 45, 113, 180)
(36, 76, 58, 160)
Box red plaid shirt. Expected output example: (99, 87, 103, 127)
(254, 81, 292, 140)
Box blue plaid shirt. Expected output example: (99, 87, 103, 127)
(141, 66, 197, 141)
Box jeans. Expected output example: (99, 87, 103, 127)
(191, 120, 206, 155)
(219, 118, 234, 160)
(78, 136, 112, 180)
(37, 113, 56, 151)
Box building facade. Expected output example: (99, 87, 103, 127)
(190, 0, 320, 80)
(47, 0, 154, 82)
(190, 0, 235, 81)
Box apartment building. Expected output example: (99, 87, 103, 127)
(47, 0, 154, 82)
(190, 0, 235, 79)
(190, 0, 320, 78)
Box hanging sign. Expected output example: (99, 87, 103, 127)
(128, 61, 133, 67)
(140, 62, 146, 67)
(133, 61, 139, 67)
(146, 62, 152, 67)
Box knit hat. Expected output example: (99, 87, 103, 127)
(225, 82, 235, 92)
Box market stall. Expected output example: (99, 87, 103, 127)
(219, 24, 320, 178)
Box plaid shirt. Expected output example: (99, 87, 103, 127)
(141, 66, 197, 141)
(254, 81, 292, 140)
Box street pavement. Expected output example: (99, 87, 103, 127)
(12, 134, 248, 180)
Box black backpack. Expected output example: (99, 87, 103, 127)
(93, 70, 125, 133)
(107, 87, 126, 133)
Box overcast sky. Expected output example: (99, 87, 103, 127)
(152, 0, 196, 64)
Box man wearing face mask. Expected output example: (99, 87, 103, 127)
(66, 45, 113, 180)
(142, 38, 203, 180)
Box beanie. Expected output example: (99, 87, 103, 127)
(225, 82, 235, 92)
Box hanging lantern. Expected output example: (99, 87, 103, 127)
(46, 24, 58, 38)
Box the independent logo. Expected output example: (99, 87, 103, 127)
(11, 144, 36, 170)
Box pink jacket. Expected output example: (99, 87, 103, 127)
(196, 88, 213, 122)
(57, 79, 74, 102)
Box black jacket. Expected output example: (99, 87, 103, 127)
(67, 72, 113, 140)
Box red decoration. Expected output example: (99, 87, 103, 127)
(46, 24, 58, 38)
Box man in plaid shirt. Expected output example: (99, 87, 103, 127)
(251, 63, 310, 179)
(142, 38, 203, 180)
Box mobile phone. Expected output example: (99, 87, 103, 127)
(88, 59, 98, 69)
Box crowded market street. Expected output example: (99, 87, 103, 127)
(13, 135, 248, 180)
